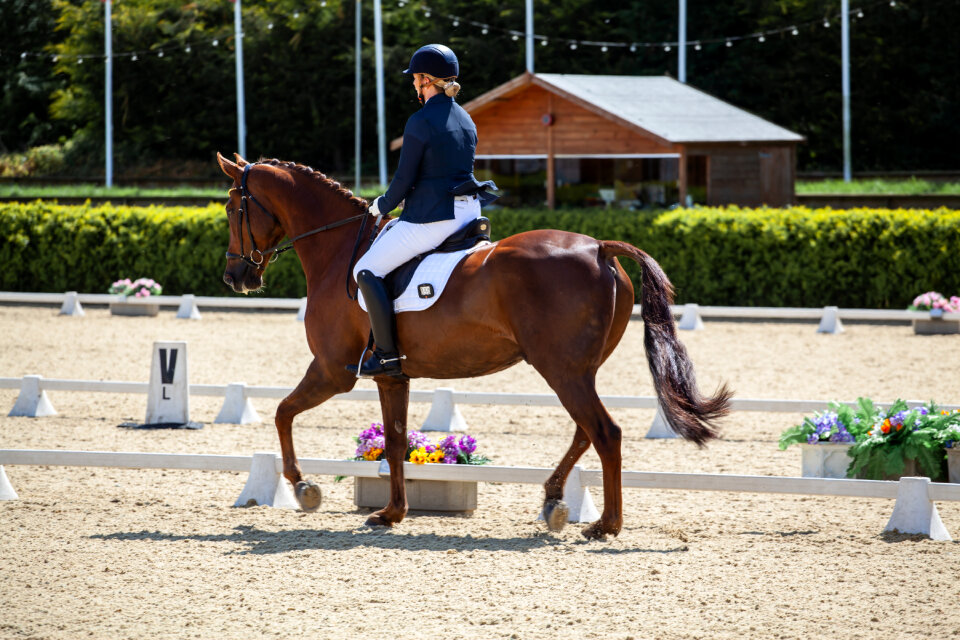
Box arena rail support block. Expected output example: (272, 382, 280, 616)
(176, 294, 202, 320)
(0, 466, 19, 500)
(644, 403, 678, 439)
(884, 477, 952, 541)
(537, 465, 600, 523)
(9, 375, 57, 418)
(677, 303, 704, 331)
(58, 291, 85, 317)
(421, 387, 468, 432)
(215, 383, 261, 424)
(817, 306, 845, 334)
(234, 452, 298, 508)
(296, 297, 308, 321)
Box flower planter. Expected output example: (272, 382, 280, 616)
(912, 318, 960, 335)
(800, 442, 854, 478)
(354, 477, 477, 513)
(948, 447, 960, 484)
(110, 301, 160, 317)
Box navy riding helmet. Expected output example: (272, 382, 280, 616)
(402, 44, 459, 78)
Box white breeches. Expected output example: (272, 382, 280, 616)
(353, 196, 481, 279)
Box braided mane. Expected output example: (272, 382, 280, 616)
(258, 158, 369, 212)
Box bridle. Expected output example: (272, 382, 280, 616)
(225, 162, 369, 269)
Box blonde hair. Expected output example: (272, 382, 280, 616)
(419, 73, 461, 98)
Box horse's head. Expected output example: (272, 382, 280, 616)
(217, 153, 287, 294)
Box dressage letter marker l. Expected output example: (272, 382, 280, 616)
(121, 341, 201, 430)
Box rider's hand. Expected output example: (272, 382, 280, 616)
(369, 197, 382, 217)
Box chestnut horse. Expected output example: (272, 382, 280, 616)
(217, 154, 730, 539)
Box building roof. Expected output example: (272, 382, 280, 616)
(466, 72, 805, 145)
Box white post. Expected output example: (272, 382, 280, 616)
(841, 0, 851, 182)
(215, 383, 261, 425)
(131, 341, 199, 428)
(421, 387, 468, 432)
(9, 375, 57, 418)
(0, 466, 18, 501)
(525, 0, 534, 73)
(884, 477, 952, 541)
(817, 306, 845, 334)
(59, 291, 85, 317)
(645, 403, 678, 439)
(296, 297, 308, 322)
(677, 0, 687, 83)
(373, 0, 387, 186)
(355, 0, 362, 190)
(175, 294, 202, 320)
(104, 0, 113, 187)
(677, 302, 704, 330)
(234, 0, 247, 158)
(234, 453, 298, 508)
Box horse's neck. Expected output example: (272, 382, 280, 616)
(280, 187, 363, 293)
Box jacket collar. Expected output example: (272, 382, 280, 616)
(423, 94, 454, 107)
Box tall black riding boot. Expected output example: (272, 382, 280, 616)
(348, 269, 405, 378)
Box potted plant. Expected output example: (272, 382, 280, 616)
(108, 278, 163, 316)
(348, 423, 490, 512)
(908, 291, 960, 335)
(934, 412, 960, 484)
(779, 401, 864, 478)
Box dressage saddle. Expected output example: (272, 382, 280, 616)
(383, 217, 491, 299)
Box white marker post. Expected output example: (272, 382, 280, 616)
(122, 341, 200, 429)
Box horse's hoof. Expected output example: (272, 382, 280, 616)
(542, 499, 569, 532)
(364, 513, 394, 528)
(581, 520, 618, 541)
(295, 481, 322, 513)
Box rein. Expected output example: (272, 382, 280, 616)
(226, 163, 369, 274)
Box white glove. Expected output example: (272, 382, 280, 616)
(369, 197, 382, 217)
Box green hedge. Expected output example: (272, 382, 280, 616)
(2, 201, 959, 307)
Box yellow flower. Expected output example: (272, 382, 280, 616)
(427, 449, 445, 464)
(362, 448, 383, 461)
(409, 447, 428, 464)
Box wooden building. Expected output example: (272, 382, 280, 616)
(390, 72, 804, 209)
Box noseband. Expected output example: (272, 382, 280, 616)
(226, 162, 368, 269)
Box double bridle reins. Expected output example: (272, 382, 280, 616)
(226, 162, 379, 298)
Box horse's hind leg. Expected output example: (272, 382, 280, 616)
(541, 425, 592, 532)
(365, 376, 410, 527)
(551, 377, 623, 540)
(276, 359, 353, 512)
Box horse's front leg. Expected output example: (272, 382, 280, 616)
(276, 358, 354, 512)
(366, 376, 410, 527)
(541, 425, 591, 532)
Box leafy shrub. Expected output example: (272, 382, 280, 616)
(0, 144, 66, 177)
(2, 203, 959, 306)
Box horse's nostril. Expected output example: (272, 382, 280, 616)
(223, 273, 233, 286)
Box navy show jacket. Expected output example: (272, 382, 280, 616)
(377, 94, 497, 224)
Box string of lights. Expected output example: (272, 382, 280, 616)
(4, 0, 903, 63)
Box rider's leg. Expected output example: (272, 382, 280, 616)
(350, 269, 404, 377)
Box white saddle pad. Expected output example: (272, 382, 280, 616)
(358, 241, 490, 314)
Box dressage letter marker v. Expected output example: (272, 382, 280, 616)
(121, 341, 201, 429)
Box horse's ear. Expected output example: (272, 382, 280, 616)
(217, 152, 242, 182)
(233, 153, 250, 168)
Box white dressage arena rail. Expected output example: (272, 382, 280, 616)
(4, 375, 959, 439)
(0, 448, 956, 540)
(3, 290, 957, 331)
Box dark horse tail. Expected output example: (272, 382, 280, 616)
(601, 241, 732, 446)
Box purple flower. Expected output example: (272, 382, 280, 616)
(459, 434, 477, 455)
(407, 430, 428, 450)
(807, 433, 820, 444)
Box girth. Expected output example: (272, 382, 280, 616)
(384, 216, 491, 299)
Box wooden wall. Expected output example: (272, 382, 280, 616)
(687, 145, 796, 207)
(471, 85, 676, 156)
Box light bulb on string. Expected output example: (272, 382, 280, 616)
(20, 52, 27, 59)
(663, 44, 671, 52)
(601, 45, 608, 52)
(423, 10, 430, 17)
(629, 44, 637, 52)
(292, 11, 299, 18)
(52, 55, 58, 62)
(758, 35, 765, 42)
(791, 26, 799, 35)
(320, 0, 327, 6)
(481, 26, 488, 35)
(77, 57, 83, 64)
(540, 39, 548, 46)
(452, 19, 459, 27)
(512, 34, 519, 41)
(726, 40, 733, 47)
(570, 42, 577, 50)
(889, 1, 896, 6)
(157, 51, 164, 58)
(857, 10, 864, 18)
(694, 42, 701, 51)
(131, 54, 138, 61)
(212, 39, 219, 46)
(267, 22, 274, 29)
(823, 19, 830, 27)
(185, 45, 191, 53)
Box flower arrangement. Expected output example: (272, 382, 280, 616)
(109, 277, 162, 298)
(352, 422, 490, 466)
(908, 291, 960, 313)
(780, 398, 960, 480)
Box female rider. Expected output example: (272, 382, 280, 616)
(349, 44, 497, 378)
